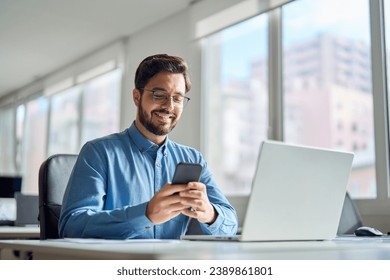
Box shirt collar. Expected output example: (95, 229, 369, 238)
(128, 122, 168, 153)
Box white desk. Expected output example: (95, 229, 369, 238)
(0, 226, 40, 239)
(1, 236, 390, 260)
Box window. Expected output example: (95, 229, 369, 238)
(48, 86, 81, 155)
(282, 0, 375, 199)
(20, 97, 49, 194)
(47, 68, 121, 156)
(15, 104, 25, 174)
(384, 0, 390, 166)
(81, 69, 121, 145)
(12, 67, 121, 194)
(203, 14, 268, 195)
(0, 106, 16, 175)
(202, 0, 386, 200)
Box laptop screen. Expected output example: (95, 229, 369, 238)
(0, 176, 22, 198)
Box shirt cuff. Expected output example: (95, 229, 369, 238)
(124, 201, 154, 232)
(202, 203, 224, 233)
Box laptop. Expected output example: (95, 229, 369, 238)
(14, 193, 39, 226)
(0, 176, 22, 226)
(182, 140, 354, 242)
(0, 176, 22, 198)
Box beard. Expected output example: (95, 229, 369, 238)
(138, 102, 177, 136)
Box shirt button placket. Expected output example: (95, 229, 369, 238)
(154, 153, 162, 238)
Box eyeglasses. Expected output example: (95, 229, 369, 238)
(140, 88, 190, 108)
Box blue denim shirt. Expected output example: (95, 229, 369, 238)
(59, 122, 238, 239)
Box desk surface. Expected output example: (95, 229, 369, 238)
(0, 226, 40, 239)
(1, 236, 390, 260)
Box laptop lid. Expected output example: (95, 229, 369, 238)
(14, 193, 39, 226)
(240, 140, 354, 241)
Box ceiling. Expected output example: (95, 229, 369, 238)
(0, 0, 194, 99)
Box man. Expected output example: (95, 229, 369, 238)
(59, 54, 238, 239)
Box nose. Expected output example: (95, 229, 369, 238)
(161, 96, 175, 110)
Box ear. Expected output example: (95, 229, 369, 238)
(133, 88, 141, 107)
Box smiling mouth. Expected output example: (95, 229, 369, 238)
(154, 111, 174, 121)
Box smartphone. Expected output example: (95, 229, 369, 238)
(171, 162, 202, 184)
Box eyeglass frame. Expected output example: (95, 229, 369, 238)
(138, 88, 190, 108)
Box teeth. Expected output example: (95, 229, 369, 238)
(155, 112, 172, 119)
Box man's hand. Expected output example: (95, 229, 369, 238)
(146, 182, 217, 225)
(178, 182, 217, 224)
(146, 183, 189, 224)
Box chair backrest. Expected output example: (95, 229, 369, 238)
(337, 192, 363, 235)
(38, 154, 77, 240)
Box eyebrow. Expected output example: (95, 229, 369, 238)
(150, 87, 185, 96)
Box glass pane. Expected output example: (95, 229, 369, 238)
(203, 15, 268, 195)
(0, 106, 15, 175)
(48, 86, 81, 155)
(81, 69, 121, 145)
(283, 0, 374, 198)
(16, 104, 25, 173)
(384, 1, 390, 194)
(20, 97, 48, 194)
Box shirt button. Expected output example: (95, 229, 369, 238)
(145, 226, 151, 229)
(156, 162, 161, 168)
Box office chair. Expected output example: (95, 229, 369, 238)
(337, 192, 363, 235)
(38, 154, 77, 240)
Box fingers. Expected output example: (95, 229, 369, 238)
(178, 182, 205, 197)
(181, 202, 216, 224)
(181, 207, 199, 218)
(176, 182, 217, 224)
(146, 199, 188, 224)
(146, 182, 216, 225)
(159, 183, 188, 196)
(178, 183, 208, 210)
(146, 183, 194, 224)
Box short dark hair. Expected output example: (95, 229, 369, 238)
(134, 54, 191, 93)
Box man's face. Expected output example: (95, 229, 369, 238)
(133, 71, 186, 142)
